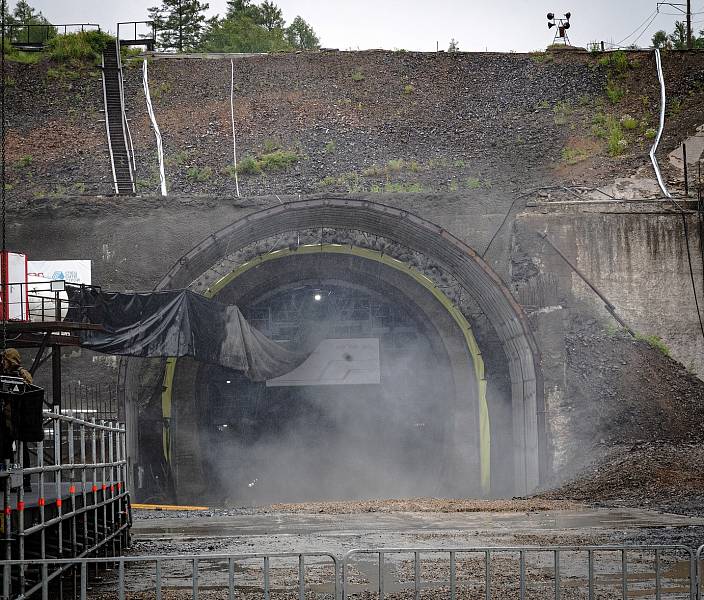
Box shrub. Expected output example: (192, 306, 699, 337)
(15, 155, 32, 168)
(668, 97, 682, 116)
(599, 50, 629, 75)
(258, 150, 298, 171)
(236, 155, 262, 175)
(149, 82, 171, 100)
(644, 128, 657, 140)
(608, 130, 627, 156)
(465, 177, 482, 189)
(324, 141, 336, 153)
(263, 139, 280, 153)
(562, 147, 589, 165)
(351, 69, 364, 82)
(47, 31, 115, 64)
(186, 166, 213, 182)
(403, 84, 414, 94)
(606, 80, 625, 104)
(620, 114, 638, 130)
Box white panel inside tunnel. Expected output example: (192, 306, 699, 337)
(266, 338, 381, 387)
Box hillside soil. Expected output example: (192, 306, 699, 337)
(6, 49, 704, 204)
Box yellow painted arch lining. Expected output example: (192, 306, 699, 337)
(162, 243, 491, 493)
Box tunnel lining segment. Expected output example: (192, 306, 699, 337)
(156, 198, 544, 494)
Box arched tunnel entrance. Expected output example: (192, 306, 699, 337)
(126, 199, 544, 502)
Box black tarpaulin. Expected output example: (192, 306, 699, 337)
(66, 288, 305, 381)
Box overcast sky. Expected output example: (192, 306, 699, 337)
(20, 0, 704, 52)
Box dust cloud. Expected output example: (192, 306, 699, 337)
(200, 334, 467, 505)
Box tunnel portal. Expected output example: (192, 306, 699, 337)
(127, 199, 543, 503)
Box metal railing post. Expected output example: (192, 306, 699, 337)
(53, 406, 63, 560)
(80, 421, 87, 553)
(17, 440, 25, 595)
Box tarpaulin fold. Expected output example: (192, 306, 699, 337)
(66, 289, 306, 381)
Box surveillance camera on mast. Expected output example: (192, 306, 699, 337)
(547, 11, 572, 45)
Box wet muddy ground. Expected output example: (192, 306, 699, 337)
(86, 502, 704, 599)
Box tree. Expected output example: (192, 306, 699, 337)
(200, 14, 290, 52)
(652, 30, 668, 49)
(6, 0, 54, 45)
(226, 0, 261, 21)
(148, 0, 209, 52)
(448, 38, 459, 52)
(285, 16, 319, 50)
(669, 21, 687, 50)
(259, 0, 284, 31)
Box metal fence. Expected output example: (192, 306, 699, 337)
(344, 546, 698, 600)
(1, 410, 130, 599)
(6, 23, 101, 49)
(3, 544, 704, 599)
(58, 383, 119, 422)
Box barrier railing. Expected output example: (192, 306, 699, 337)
(0, 280, 100, 324)
(6, 23, 101, 49)
(343, 546, 697, 600)
(116, 21, 156, 50)
(1, 410, 130, 599)
(0, 543, 700, 599)
(1, 552, 339, 600)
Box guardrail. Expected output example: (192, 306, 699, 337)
(2, 543, 700, 599)
(6, 23, 101, 48)
(1, 551, 339, 600)
(0, 280, 100, 324)
(342, 546, 698, 600)
(1, 410, 130, 599)
(116, 21, 156, 50)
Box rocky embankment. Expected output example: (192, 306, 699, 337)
(6, 49, 704, 203)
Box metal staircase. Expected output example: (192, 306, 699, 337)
(101, 40, 135, 195)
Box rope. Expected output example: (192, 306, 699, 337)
(230, 59, 240, 198)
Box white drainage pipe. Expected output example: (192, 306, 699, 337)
(650, 48, 672, 199)
(142, 59, 168, 197)
(230, 59, 241, 198)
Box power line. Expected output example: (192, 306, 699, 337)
(628, 11, 663, 46)
(613, 8, 658, 46)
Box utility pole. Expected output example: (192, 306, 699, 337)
(178, 0, 183, 53)
(658, 2, 695, 48)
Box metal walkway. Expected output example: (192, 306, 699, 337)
(101, 40, 135, 195)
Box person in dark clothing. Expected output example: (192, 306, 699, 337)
(2, 348, 33, 384)
(1, 348, 33, 491)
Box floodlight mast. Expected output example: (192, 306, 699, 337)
(547, 11, 572, 45)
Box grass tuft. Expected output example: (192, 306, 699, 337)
(635, 333, 670, 357)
